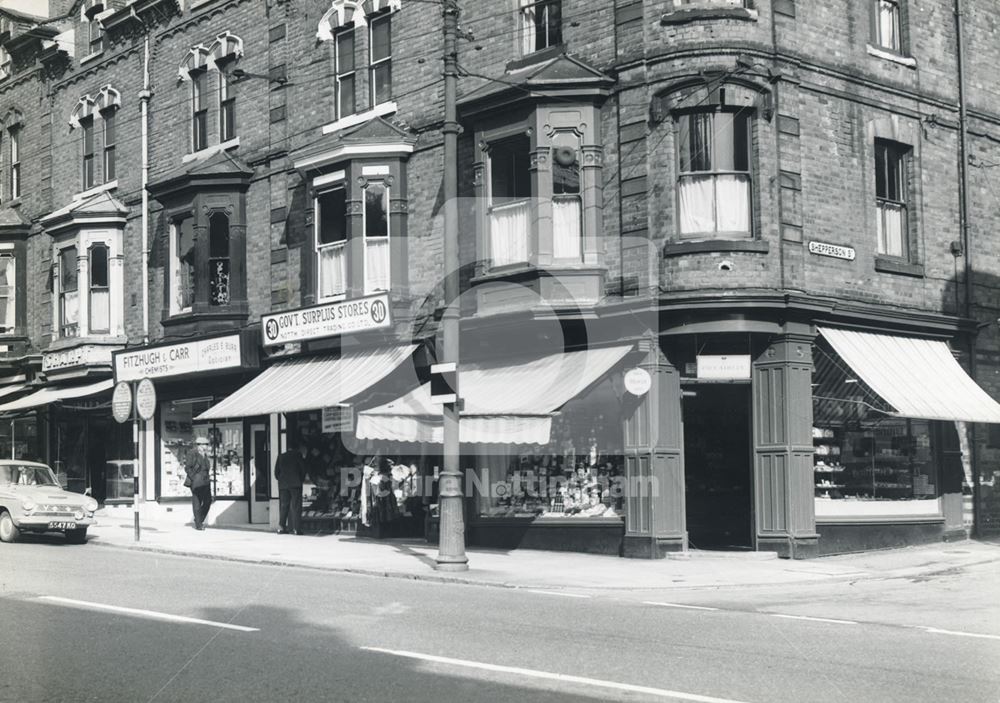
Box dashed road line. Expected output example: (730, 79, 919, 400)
(361, 646, 754, 703)
(923, 627, 1000, 641)
(769, 614, 858, 625)
(524, 589, 592, 599)
(37, 596, 259, 632)
(644, 601, 720, 612)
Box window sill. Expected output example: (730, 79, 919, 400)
(661, 7, 758, 25)
(874, 255, 924, 277)
(182, 137, 240, 163)
(72, 180, 118, 201)
(79, 50, 104, 66)
(505, 44, 565, 73)
(7, 198, 21, 208)
(663, 239, 768, 256)
(321, 102, 398, 135)
(866, 44, 917, 69)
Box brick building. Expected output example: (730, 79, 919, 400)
(1, 0, 998, 556)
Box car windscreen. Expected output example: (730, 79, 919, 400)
(0, 465, 59, 487)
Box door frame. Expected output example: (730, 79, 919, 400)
(248, 421, 270, 524)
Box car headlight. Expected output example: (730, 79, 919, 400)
(21, 499, 35, 513)
(84, 498, 99, 513)
(74, 509, 85, 520)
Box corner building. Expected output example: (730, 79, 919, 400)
(2, 0, 1000, 557)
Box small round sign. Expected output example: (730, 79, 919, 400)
(135, 378, 157, 421)
(112, 382, 133, 424)
(624, 367, 652, 396)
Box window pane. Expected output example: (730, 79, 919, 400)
(0, 255, 14, 332)
(337, 30, 355, 73)
(364, 238, 390, 294)
(679, 113, 713, 172)
(878, 0, 900, 50)
(372, 63, 392, 105)
(715, 173, 751, 233)
(210, 258, 231, 306)
(365, 184, 388, 239)
(60, 248, 78, 291)
(318, 244, 347, 298)
(82, 122, 94, 155)
(209, 213, 229, 258)
(552, 149, 579, 195)
(318, 189, 347, 244)
(103, 111, 115, 145)
(732, 112, 750, 172)
(90, 246, 108, 287)
(490, 135, 532, 200)
(176, 218, 195, 311)
(104, 146, 116, 182)
(371, 16, 391, 62)
(678, 175, 716, 235)
(90, 289, 109, 333)
(10, 129, 18, 162)
(338, 75, 356, 118)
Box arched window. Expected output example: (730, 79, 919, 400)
(209, 212, 231, 306)
(89, 244, 110, 334)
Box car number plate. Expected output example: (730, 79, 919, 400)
(48, 521, 76, 530)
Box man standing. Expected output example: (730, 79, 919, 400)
(185, 437, 213, 530)
(274, 441, 308, 535)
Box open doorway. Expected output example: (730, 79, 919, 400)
(683, 383, 754, 549)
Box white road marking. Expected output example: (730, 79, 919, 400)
(923, 627, 1000, 641)
(769, 614, 857, 625)
(524, 589, 591, 599)
(37, 596, 259, 632)
(361, 646, 753, 703)
(644, 601, 720, 612)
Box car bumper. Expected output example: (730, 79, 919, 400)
(14, 516, 96, 532)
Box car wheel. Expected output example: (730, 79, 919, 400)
(65, 528, 88, 545)
(0, 510, 20, 543)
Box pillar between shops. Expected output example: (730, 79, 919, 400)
(622, 336, 686, 558)
(752, 322, 819, 558)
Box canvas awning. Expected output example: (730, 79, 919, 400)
(196, 345, 417, 420)
(0, 379, 114, 414)
(0, 384, 27, 401)
(818, 327, 1000, 423)
(356, 345, 634, 445)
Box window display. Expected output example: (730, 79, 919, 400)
(160, 399, 245, 499)
(476, 380, 624, 519)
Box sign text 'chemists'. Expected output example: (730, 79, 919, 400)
(261, 293, 391, 346)
(114, 335, 243, 382)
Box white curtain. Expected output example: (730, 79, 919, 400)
(519, 0, 535, 54)
(678, 175, 715, 236)
(716, 174, 751, 233)
(364, 237, 390, 294)
(878, 0, 899, 49)
(490, 200, 530, 266)
(0, 257, 13, 331)
(61, 290, 79, 332)
(318, 243, 347, 299)
(552, 196, 582, 260)
(90, 289, 110, 332)
(878, 203, 905, 257)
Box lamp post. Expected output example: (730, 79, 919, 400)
(435, 0, 468, 572)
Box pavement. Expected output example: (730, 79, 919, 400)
(84, 509, 1000, 591)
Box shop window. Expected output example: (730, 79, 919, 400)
(102, 109, 116, 182)
(82, 117, 96, 190)
(0, 253, 14, 334)
(519, 0, 562, 55)
(552, 145, 582, 260)
(208, 212, 231, 306)
(369, 13, 392, 107)
(363, 182, 390, 294)
(487, 134, 532, 267)
(8, 126, 19, 200)
(218, 62, 236, 143)
(170, 217, 196, 315)
(335, 28, 356, 119)
(191, 70, 209, 152)
(875, 139, 909, 258)
(160, 399, 245, 499)
(58, 246, 80, 338)
(316, 186, 348, 300)
(88, 243, 110, 334)
(676, 108, 752, 239)
(871, 0, 902, 53)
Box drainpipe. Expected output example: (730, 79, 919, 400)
(139, 33, 151, 344)
(955, 0, 979, 536)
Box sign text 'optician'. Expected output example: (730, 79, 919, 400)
(262, 293, 391, 346)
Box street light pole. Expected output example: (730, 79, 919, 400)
(435, 0, 468, 572)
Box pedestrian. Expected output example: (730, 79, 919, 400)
(274, 440, 308, 535)
(185, 437, 213, 530)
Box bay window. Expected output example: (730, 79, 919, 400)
(316, 186, 348, 300)
(520, 0, 562, 55)
(0, 253, 13, 334)
(59, 247, 79, 338)
(676, 109, 752, 238)
(875, 139, 908, 258)
(88, 244, 110, 334)
(369, 14, 392, 107)
(170, 217, 196, 315)
(488, 135, 532, 266)
(208, 213, 231, 306)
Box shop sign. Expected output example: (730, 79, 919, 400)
(696, 355, 752, 380)
(808, 241, 856, 261)
(135, 378, 157, 421)
(115, 335, 242, 382)
(112, 382, 132, 424)
(624, 367, 652, 396)
(261, 293, 391, 347)
(43, 345, 116, 373)
(321, 405, 354, 433)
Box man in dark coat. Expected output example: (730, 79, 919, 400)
(185, 437, 213, 530)
(274, 441, 308, 535)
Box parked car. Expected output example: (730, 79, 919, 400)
(0, 461, 98, 544)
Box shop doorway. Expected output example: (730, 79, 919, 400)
(249, 423, 269, 524)
(683, 383, 754, 550)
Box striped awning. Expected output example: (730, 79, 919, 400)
(356, 345, 634, 445)
(818, 327, 1000, 423)
(196, 345, 417, 420)
(0, 379, 114, 414)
